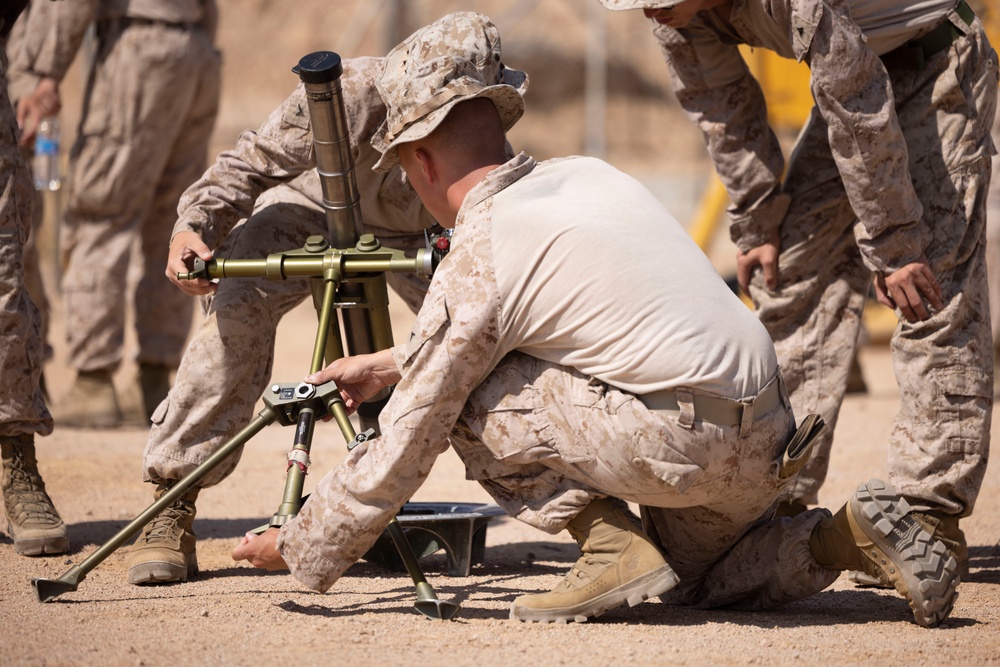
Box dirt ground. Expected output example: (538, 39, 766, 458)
(3, 302, 1000, 667)
(3, 1, 1000, 665)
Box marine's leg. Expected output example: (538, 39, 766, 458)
(128, 196, 326, 584)
(54, 23, 194, 427)
(882, 21, 997, 576)
(750, 110, 872, 509)
(132, 25, 222, 420)
(0, 63, 65, 555)
(22, 184, 51, 397)
(453, 353, 735, 623)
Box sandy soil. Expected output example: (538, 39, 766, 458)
(4, 1, 999, 665)
(3, 279, 999, 667)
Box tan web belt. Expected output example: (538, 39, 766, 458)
(639, 377, 782, 428)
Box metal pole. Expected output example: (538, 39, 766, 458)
(293, 52, 387, 433)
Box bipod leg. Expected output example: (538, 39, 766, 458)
(297, 261, 459, 618)
(385, 519, 460, 620)
(331, 398, 459, 620)
(32, 410, 278, 603)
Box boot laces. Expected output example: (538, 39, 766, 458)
(138, 501, 193, 544)
(560, 554, 614, 591)
(4, 455, 61, 525)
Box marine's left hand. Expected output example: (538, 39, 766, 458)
(16, 77, 61, 146)
(873, 256, 944, 323)
(737, 233, 781, 294)
(231, 528, 288, 571)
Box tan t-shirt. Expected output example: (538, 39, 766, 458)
(490, 155, 776, 398)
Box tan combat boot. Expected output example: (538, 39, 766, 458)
(510, 499, 678, 623)
(1, 435, 69, 556)
(126, 484, 199, 584)
(138, 363, 172, 421)
(809, 479, 959, 627)
(50, 369, 122, 428)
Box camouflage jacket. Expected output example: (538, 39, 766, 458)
(653, 0, 983, 274)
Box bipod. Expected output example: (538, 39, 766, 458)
(31, 379, 342, 603)
(32, 410, 277, 602)
(33, 235, 457, 619)
(35, 48, 457, 619)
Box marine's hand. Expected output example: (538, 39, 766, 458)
(873, 256, 943, 323)
(16, 78, 60, 146)
(737, 233, 780, 294)
(231, 528, 287, 571)
(167, 230, 216, 296)
(305, 349, 401, 413)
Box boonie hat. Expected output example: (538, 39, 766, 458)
(372, 11, 528, 172)
(598, 0, 688, 10)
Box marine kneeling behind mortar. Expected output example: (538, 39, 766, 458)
(228, 12, 960, 627)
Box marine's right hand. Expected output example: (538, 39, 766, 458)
(305, 350, 401, 414)
(167, 230, 216, 296)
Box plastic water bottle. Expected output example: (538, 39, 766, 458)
(33, 116, 61, 191)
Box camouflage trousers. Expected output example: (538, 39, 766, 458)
(60, 20, 220, 372)
(751, 28, 997, 515)
(0, 55, 51, 437)
(19, 145, 50, 361)
(142, 184, 428, 486)
(450, 353, 838, 610)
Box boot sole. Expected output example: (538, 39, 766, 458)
(128, 554, 198, 585)
(849, 479, 960, 627)
(509, 565, 679, 624)
(9, 523, 69, 557)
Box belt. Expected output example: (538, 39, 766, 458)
(638, 377, 783, 427)
(881, 0, 976, 70)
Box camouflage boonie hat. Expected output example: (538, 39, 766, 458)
(372, 11, 528, 172)
(598, 0, 687, 9)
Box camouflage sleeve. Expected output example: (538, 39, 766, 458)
(22, 0, 97, 82)
(172, 83, 316, 249)
(807, 0, 926, 273)
(4, 2, 36, 103)
(276, 223, 504, 592)
(654, 20, 790, 252)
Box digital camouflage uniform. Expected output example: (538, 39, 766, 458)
(23, 0, 220, 374)
(0, 21, 50, 440)
(636, 0, 997, 517)
(0, 0, 67, 558)
(142, 57, 436, 488)
(4, 3, 52, 368)
(277, 152, 841, 609)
